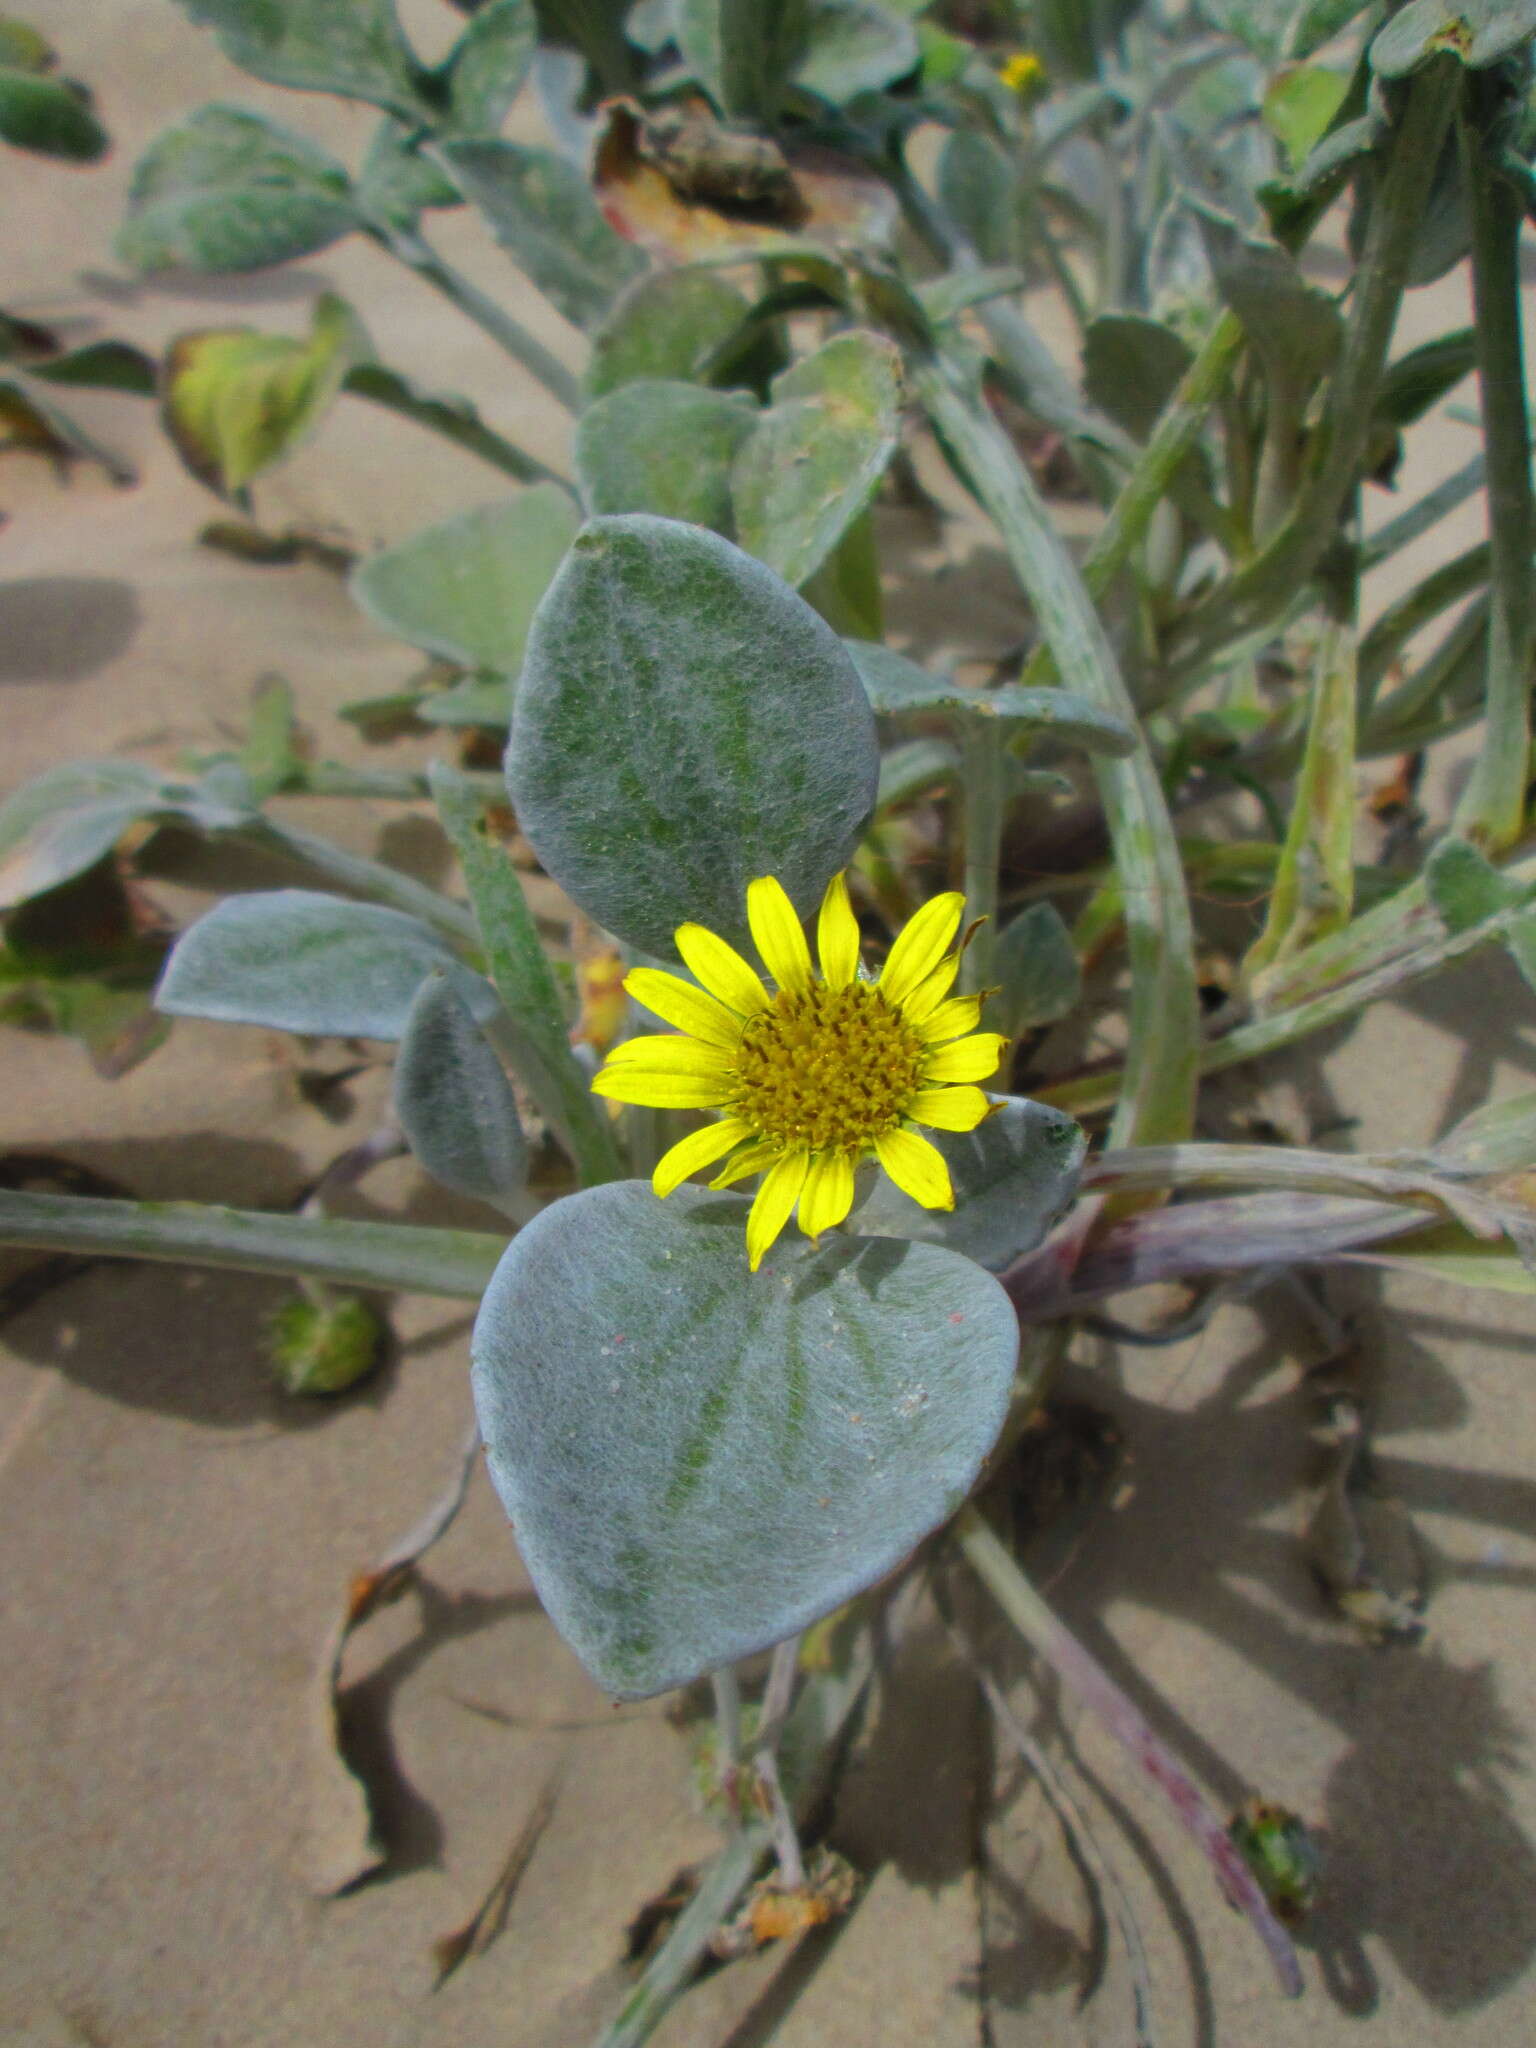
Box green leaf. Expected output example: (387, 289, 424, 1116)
(417, 675, 513, 727)
(1370, 0, 1536, 76)
(917, 267, 1029, 326)
(585, 269, 752, 399)
(0, 377, 135, 484)
(793, 0, 919, 104)
(432, 761, 623, 1187)
(439, 0, 536, 133)
(576, 380, 757, 532)
(354, 117, 459, 233)
(1361, 1223, 1536, 1294)
(1425, 835, 1527, 930)
(1081, 314, 1196, 445)
(0, 19, 55, 69)
(393, 973, 527, 1207)
(1263, 63, 1350, 171)
(155, 888, 494, 1039)
(240, 674, 302, 799)
(1432, 1090, 1536, 1175)
(507, 515, 879, 958)
(438, 138, 647, 331)
(471, 1180, 1020, 1697)
(937, 129, 1020, 268)
(162, 292, 368, 498)
(675, 0, 809, 120)
(341, 360, 558, 486)
(0, 65, 107, 160)
(0, 760, 253, 912)
(1375, 327, 1476, 427)
(991, 904, 1083, 1039)
(176, 0, 426, 119)
(119, 104, 357, 274)
(23, 339, 157, 394)
(844, 641, 1138, 756)
(732, 330, 902, 590)
(1285, 0, 1377, 59)
(849, 1096, 1085, 1272)
(349, 484, 580, 675)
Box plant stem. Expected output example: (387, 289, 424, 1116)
(1020, 310, 1248, 698)
(380, 227, 581, 413)
(0, 1190, 503, 1297)
(1451, 87, 1535, 851)
(960, 724, 1005, 993)
(1171, 61, 1459, 669)
(952, 1505, 1304, 1997)
(342, 363, 573, 490)
(914, 350, 1199, 1150)
(235, 815, 480, 947)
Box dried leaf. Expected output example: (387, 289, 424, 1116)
(431, 1770, 561, 1988)
(301, 1418, 481, 1895)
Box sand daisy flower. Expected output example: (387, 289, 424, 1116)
(591, 873, 1007, 1269)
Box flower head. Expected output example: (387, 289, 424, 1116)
(999, 49, 1046, 97)
(592, 874, 1006, 1269)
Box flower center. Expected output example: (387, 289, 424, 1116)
(731, 982, 924, 1153)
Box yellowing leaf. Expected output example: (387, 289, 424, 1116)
(163, 291, 369, 498)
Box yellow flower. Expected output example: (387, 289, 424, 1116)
(999, 49, 1046, 96)
(591, 873, 1007, 1270)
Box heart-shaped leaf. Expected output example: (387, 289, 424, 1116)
(119, 104, 358, 273)
(794, 0, 920, 104)
(471, 1180, 1019, 1697)
(576, 380, 758, 531)
(733, 330, 902, 589)
(508, 514, 879, 957)
(394, 974, 526, 1207)
(156, 889, 494, 1039)
(850, 1095, 1085, 1272)
(350, 485, 579, 674)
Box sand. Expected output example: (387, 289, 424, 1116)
(2, 5, 1534, 2044)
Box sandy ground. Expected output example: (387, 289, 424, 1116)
(3, 5, 1535, 2044)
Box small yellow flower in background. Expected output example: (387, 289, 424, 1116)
(592, 873, 1007, 1270)
(999, 49, 1046, 97)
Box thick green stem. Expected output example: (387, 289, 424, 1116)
(1452, 93, 1535, 851)
(915, 351, 1199, 1149)
(381, 228, 581, 413)
(342, 364, 572, 490)
(238, 815, 479, 947)
(1172, 62, 1459, 667)
(959, 724, 1005, 993)
(1020, 312, 1246, 693)
(0, 1190, 503, 1298)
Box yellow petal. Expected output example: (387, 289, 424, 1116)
(625, 966, 743, 1050)
(797, 1150, 856, 1238)
(816, 871, 861, 991)
(710, 1139, 778, 1189)
(908, 1085, 992, 1132)
(675, 922, 770, 1017)
(601, 1035, 736, 1081)
(879, 891, 965, 1007)
(591, 1067, 736, 1109)
(922, 1033, 1006, 1084)
(875, 1126, 954, 1210)
(915, 992, 985, 1044)
(747, 875, 813, 994)
(652, 1117, 753, 1197)
(894, 952, 959, 1026)
(746, 1149, 809, 1269)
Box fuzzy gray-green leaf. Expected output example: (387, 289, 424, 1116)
(118, 104, 358, 273)
(350, 486, 579, 675)
(576, 381, 757, 532)
(177, 0, 425, 118)
(394, 974, 527, 1207)
(471, 1180, 1019, 1697)
(155, 888, 494, 1039)
(732, 331, 902, 590)
(508, 515, 879, 957)
(850, 1095, 1085, 1272)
